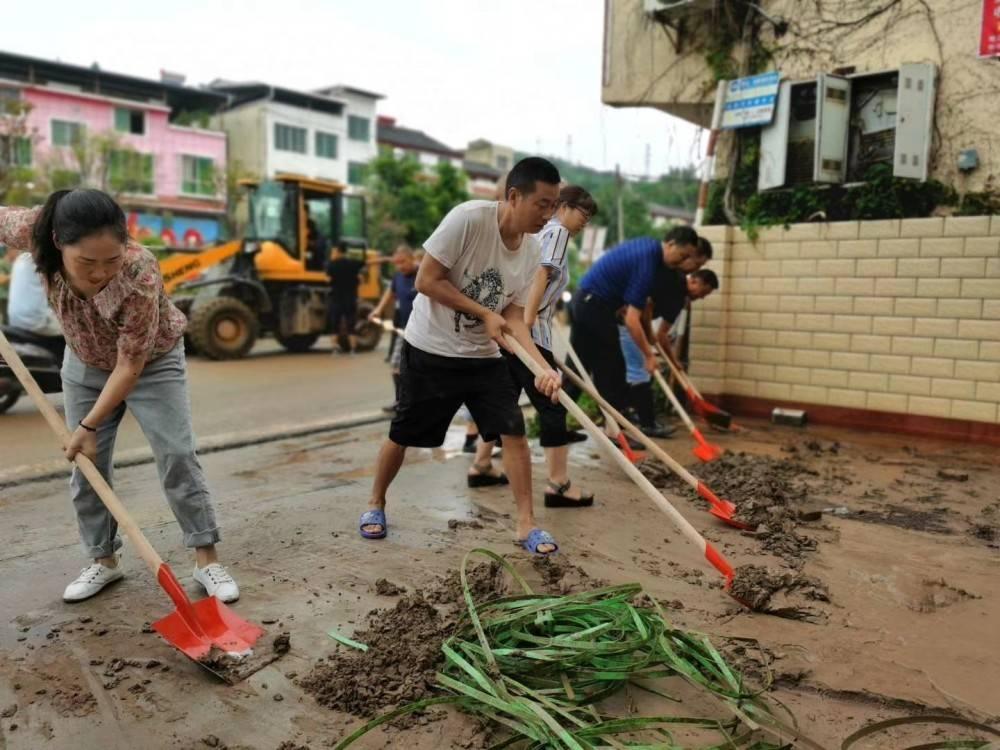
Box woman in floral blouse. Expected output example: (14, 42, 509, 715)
(0, 189, 239, 604)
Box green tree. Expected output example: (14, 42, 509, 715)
(591, 182, 655, 245)
(365, 152, 469, 252)
(0, 98, 41, 205)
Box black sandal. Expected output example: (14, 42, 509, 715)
(544, 479, 594, 508)
(467, 463, 509, 488)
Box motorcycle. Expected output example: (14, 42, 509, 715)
(0, 326, 64, 414)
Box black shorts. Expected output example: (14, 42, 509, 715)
(389, 341, 524, 447)
(503, 345, 568, 447)
(329, 300, 357, 332)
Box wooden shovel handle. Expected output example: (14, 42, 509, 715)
(556, 361, 699, 492)
(503, 334, 714, 558)
(552, 325, 621, 438)
(656, 341, 700, 398)
(0, 330, 164, 573)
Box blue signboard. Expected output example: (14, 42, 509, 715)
(720, 71, 781, 129)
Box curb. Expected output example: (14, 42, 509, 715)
(0, 410, 390, 490)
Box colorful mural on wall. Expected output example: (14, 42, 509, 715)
(127, 211, 222, 247)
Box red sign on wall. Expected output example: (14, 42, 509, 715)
(981, 0, 1000, 57)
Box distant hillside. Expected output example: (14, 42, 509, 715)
(516, 153, 699, 213)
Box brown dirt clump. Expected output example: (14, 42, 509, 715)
(301, 592, 448, 717)
(532, 556, 608, 594)
(730, 565, 830, 622)
(302, 560, 512, 718)
(374, 578, 406, 596)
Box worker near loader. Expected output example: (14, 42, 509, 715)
(471, 184, 599, 506)
(358, 157, 564, 555)
(619, 267, 720, 436)
(367, 244, 419, 411)
(0, 190, 239, 604)
(570, 226, 710, 414)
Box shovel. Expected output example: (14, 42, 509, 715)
(648, 359, 723, 462)
(655, 342, 733, 431)
(504, 334, 737, 589)
(0, 330, 264, 666)
(557, 363, 749, 530)
(553, 326, 644, 463)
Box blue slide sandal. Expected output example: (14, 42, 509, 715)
(521, 528, 558, 556)
(359, 509, 387, 539)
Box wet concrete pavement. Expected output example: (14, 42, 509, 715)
(1, 338, 396, 471)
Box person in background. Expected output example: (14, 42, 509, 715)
(570, 226, 711, 419)
(326, 243, 382, 355)
(7, 250, 64, 338)
(473, 185, 598, 506)
(617, 267, 719, 434)
(0, 189, 239, 603)
(0, 245, 13, 324)
(368, 245, 419, 412)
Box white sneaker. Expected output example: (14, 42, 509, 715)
(193, 563, 240, 603)
(63, 561, 124, 602)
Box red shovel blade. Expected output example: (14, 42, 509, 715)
(152, 564, 265, 662)
(691, 429, 723, 463)
(687, 388, 732, 430)
(697, 482, 753, 531)
(616, 432, 645, 464)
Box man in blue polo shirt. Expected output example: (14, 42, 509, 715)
(570, 226, 710, 414)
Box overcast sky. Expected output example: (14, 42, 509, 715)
(2, 0, 702, 177)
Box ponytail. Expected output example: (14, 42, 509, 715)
(31, 190, 73, 283)
(30, 189, 128, 283)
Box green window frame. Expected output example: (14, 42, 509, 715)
(109, 150, 154, 194)
(315, 131, 338, 159)
(181, 155, 215, 196)
(347, 161, 367, 186)
(114, 107, 145, 135)
(274, 123, 307, 153)
(51, 120, 84, 147)
(0, 136, 32, 167)
(347, 115, 370, 142)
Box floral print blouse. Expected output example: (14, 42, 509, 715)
(0, 206, 187, 371)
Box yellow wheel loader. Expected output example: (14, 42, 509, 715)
(159, 174, 383, 359)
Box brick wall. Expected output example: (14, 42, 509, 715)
(691, 217, 1000, 425)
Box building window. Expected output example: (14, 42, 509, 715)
(347, 161, 367, 186)
(109, 150, 154, 194)
(0, 136, 32, 167)
(51, 120, 84, 147)
(114, 107, 145, 135)
(315, 131, 338, 159)
(274, 123, 307, 153)
(181, 155, 215, 196)
(496, 155, 509, 170)
(348, 115, 370, 142)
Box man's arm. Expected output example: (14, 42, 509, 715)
(502, 304, 560, 399)
(369, 287, 395, 320)
(415, 254, 508, 348)
(522, 266, 552, 329)
(623, 305, 657, 374)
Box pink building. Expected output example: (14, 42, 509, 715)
(0, 51, 228, 245)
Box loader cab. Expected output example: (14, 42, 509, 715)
(244, 175, 367, 276)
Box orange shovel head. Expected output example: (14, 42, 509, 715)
(152, 564, 265, 662)
(693, 441, 724, 463)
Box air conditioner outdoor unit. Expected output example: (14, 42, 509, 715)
(643, 0, 715, 18)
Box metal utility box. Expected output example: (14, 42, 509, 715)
(758, 63, 936, 190)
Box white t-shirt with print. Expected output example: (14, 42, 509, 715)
(404, 200, 541, 359)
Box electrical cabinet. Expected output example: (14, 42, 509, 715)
(758, 63, 936, 190)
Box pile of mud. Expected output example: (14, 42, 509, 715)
(301, 557, 604, 718)
(640, 452, 823, 563)
(730, 564, 830, 622)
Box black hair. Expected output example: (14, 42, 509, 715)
(690, 268, 719, 290)
(696, 236, 713, 259)
(557, 184, 599, 217)
(505, 157, 560, 197)
(663, 225, 699, 249)
(31, 189, 128, 283)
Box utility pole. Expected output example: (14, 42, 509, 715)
(644, 143, 651, 180)
(615, 163, 624, 245)
(566, 134, 572, 163)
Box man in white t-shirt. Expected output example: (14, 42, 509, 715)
(359, 157, 563, 555)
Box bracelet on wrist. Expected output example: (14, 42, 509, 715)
(78, 420, 97, 433)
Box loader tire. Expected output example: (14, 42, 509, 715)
(188, 297, 258, 360)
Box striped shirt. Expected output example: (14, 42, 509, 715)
(529, 218, 572, 351)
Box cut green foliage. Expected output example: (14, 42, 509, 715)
(335, 549, 823, 749)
